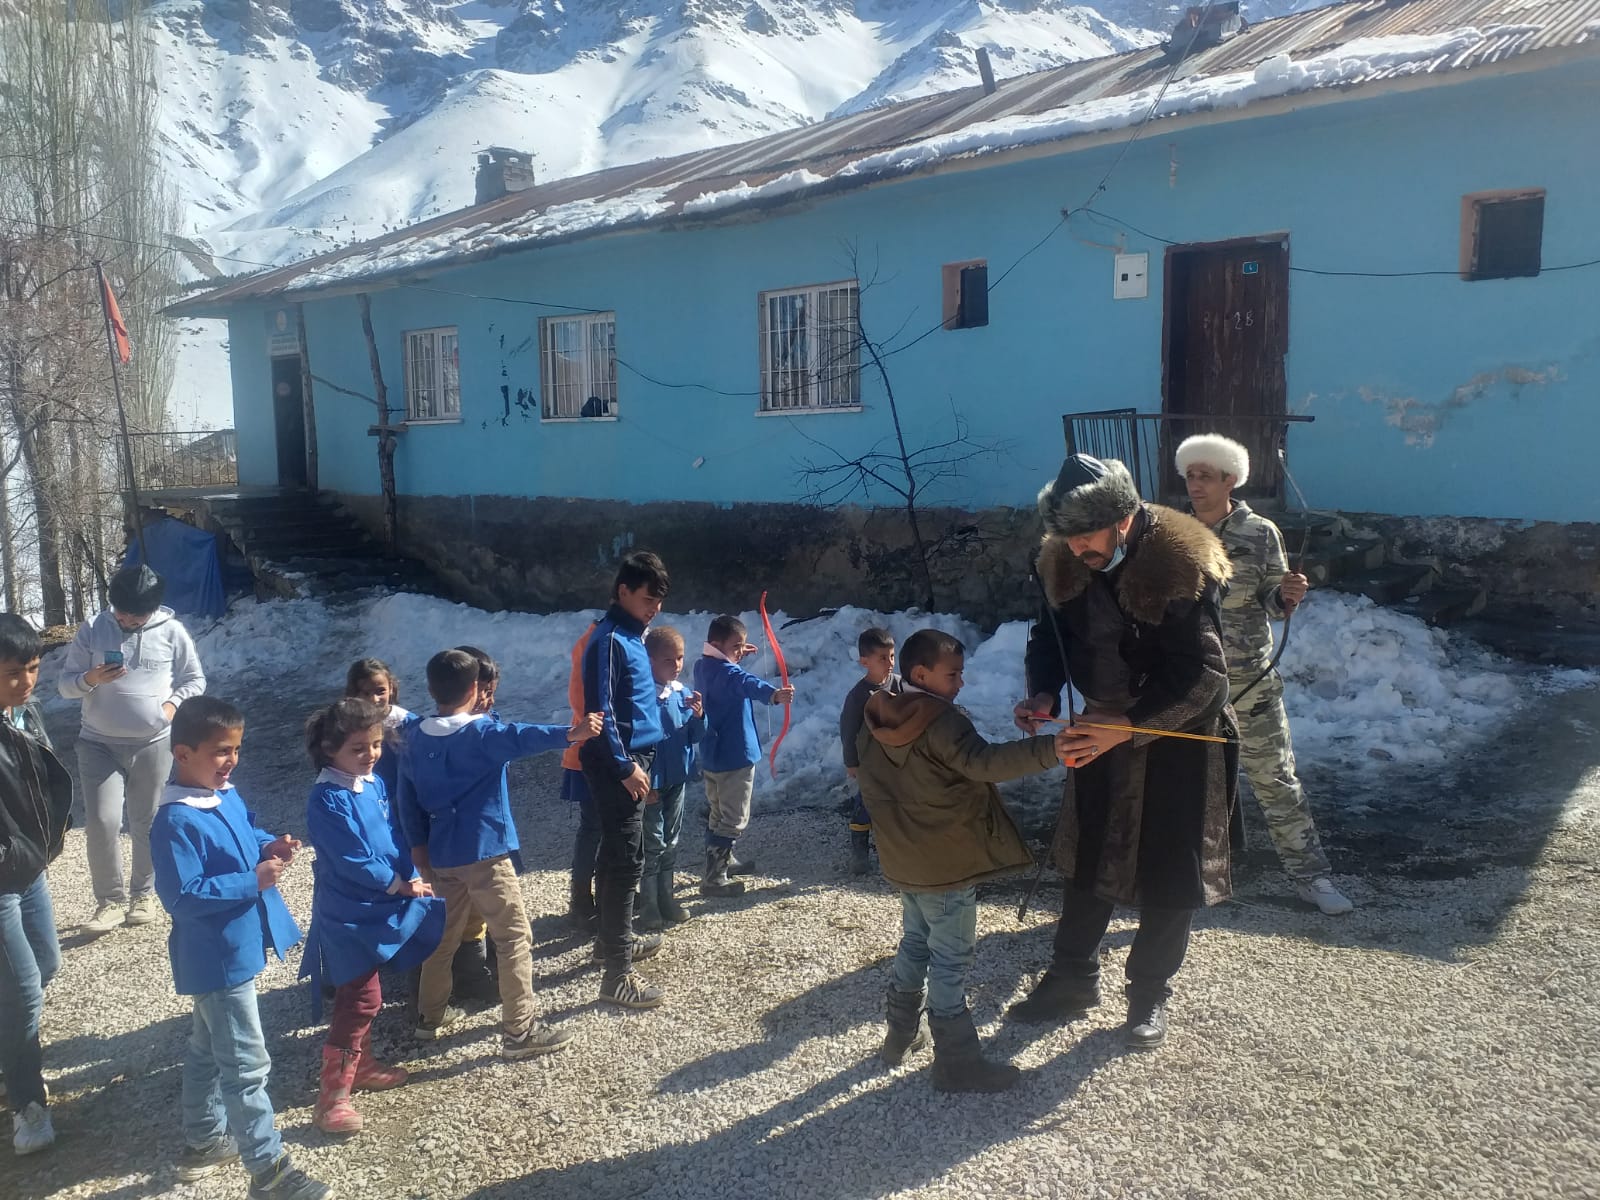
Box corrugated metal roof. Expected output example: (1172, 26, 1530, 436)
(172, 0, 1600, 314)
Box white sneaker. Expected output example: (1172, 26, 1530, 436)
(124, 895, 161, 927)
(82, 902, 124, 935)
(13, 1102, 54, 1156)
(1296, 876, 1354, 915)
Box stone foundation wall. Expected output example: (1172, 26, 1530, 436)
(339, 493, 1046, 624)
(337, 493, 1600, 623)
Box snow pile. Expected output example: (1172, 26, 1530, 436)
(683, 170, 829, 215)
(189, 587, 1590, 808)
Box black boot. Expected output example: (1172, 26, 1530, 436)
(699, 846, 745, 898)
(849, 829, 872, 876)
(451, 937, 498, 1005)
(880, 988, 929, 1066)
(569, 882, 598, 935)
(657, 851, 692, 925)
(726, 845, 757, 877)
(1005, 970, 1101, 1024)
(635, 868, 664, 933)
(927, 1010, 1021, 1093)
(1124, 994, 1168, 1051)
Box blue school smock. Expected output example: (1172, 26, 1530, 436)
(150, 785, 302, 996)
(693, 655, 779, 774)
(301, 770, 444, 1000)
(395, 713, 572, 870)
(375, 706, 419, 850)
(651, 682, 706, 790)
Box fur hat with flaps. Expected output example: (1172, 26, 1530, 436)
(1175, 434, 1250, 487)
(1037, 454, 1142, 537)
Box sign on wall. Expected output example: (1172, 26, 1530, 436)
(267, 308, 299, 357)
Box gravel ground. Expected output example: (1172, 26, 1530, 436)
(5, 660, 1600, 1200)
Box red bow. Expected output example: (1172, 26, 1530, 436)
(759, 591, 791, 779)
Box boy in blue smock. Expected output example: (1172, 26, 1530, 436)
(149, 697, 328, 1200)
(302, 698, 444, 1135)
(635, 626, 704, 933)
(692, 614, 794, 899)
(398, 649, 600, 1058)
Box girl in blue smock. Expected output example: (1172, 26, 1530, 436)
(301, 698, 443, 1136)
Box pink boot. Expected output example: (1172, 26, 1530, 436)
(352, 1030, 408, 1092)
(314, 1046, 363, 1134)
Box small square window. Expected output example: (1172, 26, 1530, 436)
(1461, 190, 1544, 281)
(942, 259, 989, 330)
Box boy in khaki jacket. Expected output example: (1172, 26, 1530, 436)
(857, 628, 1068, 1093)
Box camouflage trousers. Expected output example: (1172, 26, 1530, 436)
(1229, 669, 1331, 880)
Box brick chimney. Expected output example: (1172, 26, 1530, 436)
(475, 147, 535, 206)
(1164, 1, 1243, 61)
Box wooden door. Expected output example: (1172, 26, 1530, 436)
(1162, 237, 1289, 499)
(271, 355, 308, 488)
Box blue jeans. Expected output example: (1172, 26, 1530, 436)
(182, 980, 281, 1174)
(892, 887, 977, 1020)
(643, 782, 685, 869)
(0, 875, 61, 1109)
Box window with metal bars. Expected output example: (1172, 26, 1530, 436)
(1460, 190, 1545, 281)
(403, 327, 461, 421)
(759, 281, 861, 413)
(539, 312, 617, 419)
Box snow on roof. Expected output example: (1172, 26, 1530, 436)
(170, 0, 1598, 315)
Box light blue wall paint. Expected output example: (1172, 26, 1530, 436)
(231, 60, 1600, 522)
(228, 310, 277, 487)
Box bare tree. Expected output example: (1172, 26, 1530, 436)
(794, 245, 1006, 611)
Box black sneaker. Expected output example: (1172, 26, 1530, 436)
(247, 1154, 330, 1199)
(599, 971, 665, 1010)
(177, 1134, 239, 1181)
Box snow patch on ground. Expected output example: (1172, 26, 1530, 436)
(192, 589, 1590, 806)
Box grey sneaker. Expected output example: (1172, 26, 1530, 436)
(501, 1022, 573, 1060)
(247, 1154, 330, 1199)
(124, 895, 161, 927)
(82, 902, 124, 935)
(1295, 877, 1354, 915)
(413, 1005, 465, 1041)
(599, 971, 665, 1010)
(177, 1133, 239, 1181)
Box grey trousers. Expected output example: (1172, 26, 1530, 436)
(78, 736, 172, 905)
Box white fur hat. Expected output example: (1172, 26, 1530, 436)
(1175, 434, 1250, 487)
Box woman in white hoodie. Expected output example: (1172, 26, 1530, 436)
(59, 566, 206, 934)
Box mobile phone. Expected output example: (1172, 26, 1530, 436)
(104, 650, 124, 667)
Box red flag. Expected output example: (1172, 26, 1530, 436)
(100, 276, 132, 365)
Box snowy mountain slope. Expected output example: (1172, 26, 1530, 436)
(151, 0, 1329, 426)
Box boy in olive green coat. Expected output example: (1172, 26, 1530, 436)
(857, 628, 1067, 1094)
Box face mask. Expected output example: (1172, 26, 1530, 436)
(1095, 542, 1126, 573)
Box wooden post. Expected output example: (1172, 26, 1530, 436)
(357, 293, 398, 552)
(295, 303, 319, 492)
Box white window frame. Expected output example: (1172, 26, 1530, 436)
(758, 279, 862, 414)
(402, 327, 461, 423)
(539, 311, 618, 421)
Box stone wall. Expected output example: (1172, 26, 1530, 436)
(336, 493, 1600, 624)
(339, 493, 1047, 624)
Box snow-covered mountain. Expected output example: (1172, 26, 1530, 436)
(152, 0, 1326, 426)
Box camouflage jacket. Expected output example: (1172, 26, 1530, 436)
(1204, 501, 1290, 677)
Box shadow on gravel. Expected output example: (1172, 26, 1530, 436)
(462, 985, 1113, 1200)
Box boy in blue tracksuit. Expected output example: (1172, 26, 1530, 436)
(580, 552, 671, 1010)
(636, 625, 705, 933)
(692, 614, 795, 899)
(398, 649, 599, 1057)
(149, 697, 327, 1200)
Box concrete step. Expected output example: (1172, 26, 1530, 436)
(1297, 535, 1386, 585)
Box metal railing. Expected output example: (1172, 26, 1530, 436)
(127, 429, 237, 491)
(1061, 410, 1313, 503)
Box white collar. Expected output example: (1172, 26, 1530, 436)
(658, 679, 686, 701)
(161, 783, 224, 809)
(702, 642, 734, 663)
(317, 766, 376, 793)
(420, 712, 479, 736)
(382, 705, 413, 729)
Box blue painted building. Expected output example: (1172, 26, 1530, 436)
(174, 0, 1600, 611)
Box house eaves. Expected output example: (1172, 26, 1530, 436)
(167, 0, 1600, 319)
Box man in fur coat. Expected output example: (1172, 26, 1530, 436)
(1009, 454, 1237, 1050)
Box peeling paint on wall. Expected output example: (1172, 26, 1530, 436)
(1361, 365, 1561, 447)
